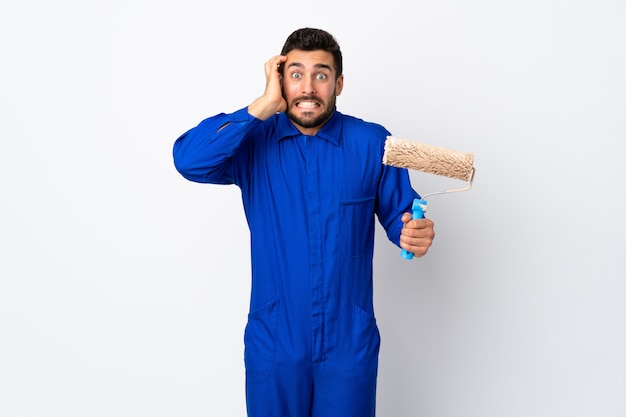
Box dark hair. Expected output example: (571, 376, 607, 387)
(280, 28, 343, 76)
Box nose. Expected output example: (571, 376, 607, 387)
(301, 75, 316, 95)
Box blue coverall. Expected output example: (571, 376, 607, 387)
(173, 107, 419, 417)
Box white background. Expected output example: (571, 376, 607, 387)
(1, 0, 625, 416)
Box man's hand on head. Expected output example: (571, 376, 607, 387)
(248, 55, 288, 120)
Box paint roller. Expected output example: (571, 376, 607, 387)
(382, 135, 476, 259)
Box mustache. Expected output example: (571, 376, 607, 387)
(295, 95, 323, 103)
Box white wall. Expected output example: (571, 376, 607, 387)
(1, 1, 624, 416)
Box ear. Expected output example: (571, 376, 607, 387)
(335, 74, 344, 96)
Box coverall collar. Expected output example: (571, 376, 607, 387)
(276, 108, 342, 145)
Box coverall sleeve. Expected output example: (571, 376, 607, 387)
(376, 163, 420, 248)
(172, 107, 263, 185)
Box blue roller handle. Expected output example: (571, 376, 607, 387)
(401, 198, 427, 260)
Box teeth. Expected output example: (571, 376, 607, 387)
(298, 101, 318, 108)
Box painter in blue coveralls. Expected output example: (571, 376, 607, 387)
(173, 27, 435, 417)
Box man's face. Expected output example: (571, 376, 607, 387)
(281, 49, 344, 135)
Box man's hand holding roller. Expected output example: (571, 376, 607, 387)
(400, 214, 435, 258)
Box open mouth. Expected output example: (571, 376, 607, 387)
(296, 99, 321, 109)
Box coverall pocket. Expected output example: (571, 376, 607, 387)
(352, 304, 381, 393)
(244, 299, 280, 383)
(339, 180, 377, 258)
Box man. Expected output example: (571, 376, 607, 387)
(173, 27, 434, 417)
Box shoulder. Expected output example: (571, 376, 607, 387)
(250, 112, 299, 140)
(336, 111, 390, 143)
(337, 112, 390, 136)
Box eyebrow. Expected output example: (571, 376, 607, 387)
(287, 62, 332, 71)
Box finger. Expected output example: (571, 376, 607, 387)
(264, 56, 283, 77)
(267, 55, 287, 74)
(402, 221, 435, 239)
(407, 218, 434, 230)
(399, 238, 431, 258)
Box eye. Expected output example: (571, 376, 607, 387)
(291, 73, 302, 79)
(316, 73, 328, 80)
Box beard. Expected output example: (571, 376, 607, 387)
(285, 93, 337, 130)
